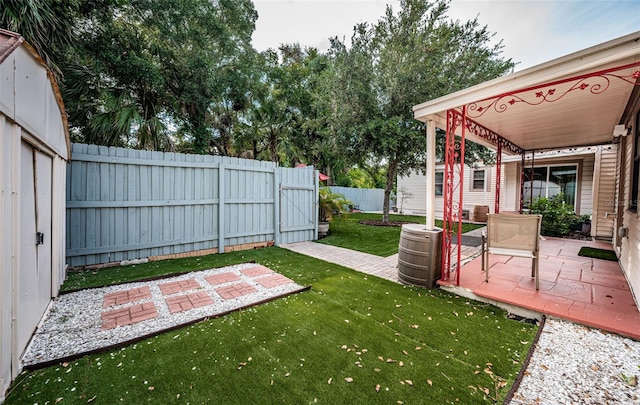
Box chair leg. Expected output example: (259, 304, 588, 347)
(534, 257, 539, 291)
(484, 253, 489, 283)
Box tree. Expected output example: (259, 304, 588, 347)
(0, 0, 79, 76)
(327, 0, 514, 221)
(59, 0, 258, 151)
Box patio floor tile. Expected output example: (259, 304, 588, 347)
(165, 291, 214, 314)
(159, 278, 200, 295)
(216, 282, 258, 300)
(103, 286, 152, 308)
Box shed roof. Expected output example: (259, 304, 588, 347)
(413, 31, 640, 154)
(0, 29, 70, 159)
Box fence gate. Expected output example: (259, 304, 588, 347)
(277, 167, 318, 244)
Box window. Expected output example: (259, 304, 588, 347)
(631, 111, 640, 211)
(435, 172, 443, 196)
(523, 164, 577, 208)
(472, 169, 485, 191)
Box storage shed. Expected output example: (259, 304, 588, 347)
(0, 29, 70, 400)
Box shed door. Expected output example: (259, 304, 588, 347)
(17, 142, 53, 358)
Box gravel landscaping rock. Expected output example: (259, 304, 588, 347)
(510, 319, 640, 405)
(21, 263, 305, 368)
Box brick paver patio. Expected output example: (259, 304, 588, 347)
(103, 286, 152, 307)
(255, 274, 293, 288)
(215, 282, 258, 299)
(205, 272, 241, 286)
(241, 265, 273, 277)
(165, 291, 214, 314)
(159, 278, 200, 295)
(101, 302, 158, 330)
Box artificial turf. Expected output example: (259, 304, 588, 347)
(317, 213, 484, 257)
(578, 246, 618, 261)
(7, 248, 537, 404)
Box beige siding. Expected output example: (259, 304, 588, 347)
(397, 170, 427, 214)
(502, 163, 520, 212)
(580, 154, 595, 215)
(592, 145, 618, 240)
(397, 164, 502, 220)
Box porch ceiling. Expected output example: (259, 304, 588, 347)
(413, 31, 640, 153)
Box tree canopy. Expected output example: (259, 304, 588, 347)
(324, 0, 514, 220)
(1, 0, 515, 219)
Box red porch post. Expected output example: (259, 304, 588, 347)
(495, 140, 502, 214)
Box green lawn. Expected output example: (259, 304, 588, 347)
(6, 248, 536, 404)
(317, 213, 485, 257)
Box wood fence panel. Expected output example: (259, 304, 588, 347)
(66, 144, 317, 267)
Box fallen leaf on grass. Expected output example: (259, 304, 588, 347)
(345, 377, 353, 383)
(148, 387, 155, 391)
(427, 380, 433, 386)
(410, 325, 419, 329)
(56, 398, 63, 403)
(328, 378, 332, 384)
(405, 380, 413, 386)
(375, 384, 381, 392)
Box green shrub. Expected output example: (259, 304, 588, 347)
(319, 187, 352, 222)
(528, 193, 576, 237)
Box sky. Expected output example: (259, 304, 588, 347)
(252, 0, 640, 71)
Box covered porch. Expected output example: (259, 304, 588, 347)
(413, 31, 640, 336)
(440, 236, 640, 340)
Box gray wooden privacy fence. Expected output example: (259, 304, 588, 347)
(329, 186, 385, 212)
(66, 144, 318, 267)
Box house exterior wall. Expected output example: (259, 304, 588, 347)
(592, 145, 618, 240)
(398, 149, 603, 222)
(618, 91, 640, 308)
(0, 41, 68, 400)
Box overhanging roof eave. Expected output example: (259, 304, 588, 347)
(413, 31, 640, 122)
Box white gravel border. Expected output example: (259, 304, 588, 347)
(510, 318, 640, 405)
(21, 263, 305, 367)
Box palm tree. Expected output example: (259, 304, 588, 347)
(0, 0, 77, 77)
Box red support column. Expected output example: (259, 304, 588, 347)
(456, 106, 467, 286)
(441, 110, 457, 281)
(519, 152, 525, 213)
(495, 140, 502, 214)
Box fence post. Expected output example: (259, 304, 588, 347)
(218, 163, 225, 253)
(273, 167, 281, 246)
